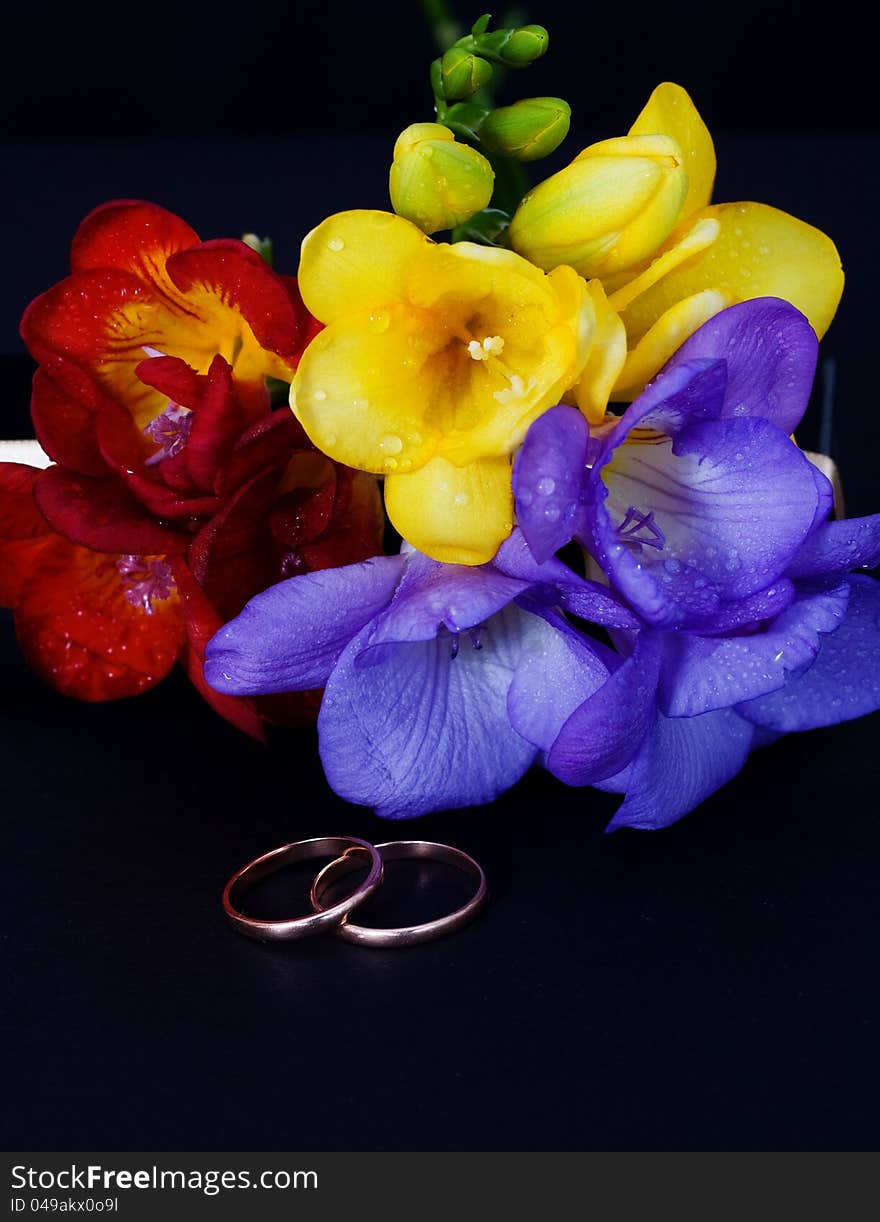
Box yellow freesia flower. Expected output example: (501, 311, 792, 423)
(510, 82, 844, 398)
(290, 209, 600, 564)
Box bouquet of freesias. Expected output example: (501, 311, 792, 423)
(3, 14, 877, 828)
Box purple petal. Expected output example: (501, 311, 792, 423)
(605, 708, 756, 832)
(683, 579, 796, 634)
(545, 633, 662, 786)
(318, 605, 543, 817)
(512, 404, 588, 562)
(585, 416, 824, 627)
(787, 513, 880, 579)
(736, 575, 880, 731)
(667, 298, 818, 433)
(658, 582, 850, 716)
(365, 550, 530, 650)
(204, 554, 405, 694)
(507, 610, 611, 753)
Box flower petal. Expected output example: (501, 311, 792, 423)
(667, 298, 818, 433)
(14, 536, 184, 701)
(204, 555, 406, 694)
(628, 82, 716, 221)
(317, 604, 541, 818)
(620, 202, 844, 345)
(291, 303, 443, 472)
(297, 210, 433, 323)
(545, 632, 662, 785)
(70, 199, 200, 277)
(0, 463, 53, 605)
(35, 466, 190, 555)
(736, 575, 880, 732)
(587, 412, 824, 627)
(507, 610, 611, 753)
(786, 513, 880, 579)
(658, 582, 850, 716)
(170, 560, 267, 740)
(613, 290, 729, 397)
(30, 369, 106, 476)
(384, 455, 513, 566)
(366, 551, 530, 648)
(605, 707, 755, 831)
(512, 404, 588, 563)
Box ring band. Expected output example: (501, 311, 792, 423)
(223, 836, 384, 942)
(310, 840, 488, 948)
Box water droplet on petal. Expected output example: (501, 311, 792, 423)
(379, 433, 403, 455)
(369, 312, 390, 333)
(313, 388, 327, 402)
(383, 457, 399, 471)
(543, 504, 561, 522)
(327, 237, 345, 251)
(537, 476, 556, 496)
(454, 492, 470, 507)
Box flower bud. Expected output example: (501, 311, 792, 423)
(480, 97, 571, 162)
(499, 24, 549, 65)
(508, 134, 689, 278)
(478, 24, 549, 66)
(390, 123, 495, 235)
(441, 47, 493, 100)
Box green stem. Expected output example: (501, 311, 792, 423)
(417, 0, 462, 51)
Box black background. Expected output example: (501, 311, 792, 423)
(2, 0, 879, 1152)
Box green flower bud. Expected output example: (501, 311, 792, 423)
(480, 97, 571, 162)
(390, 123, 495, 235)
(499, 24, 549, 66)
(440, 47, 493, 100)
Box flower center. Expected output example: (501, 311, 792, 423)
(144, 403, 194, 465)
(466, 334, 506, 361)
(116, 556, 176, 613)
(616, 506, 665, 553)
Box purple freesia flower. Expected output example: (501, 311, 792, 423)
(205, 532, 651, 817)
(513, 297, 880, 829)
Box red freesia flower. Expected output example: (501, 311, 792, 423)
(1, 200, 383, 736)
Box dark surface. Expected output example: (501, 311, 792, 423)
(2, 131, 879, 1152)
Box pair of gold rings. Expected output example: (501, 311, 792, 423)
(223, 836, 488, 948)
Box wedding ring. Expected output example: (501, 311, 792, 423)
(223, 836, 383, 942)
(310, 840, 488, 947)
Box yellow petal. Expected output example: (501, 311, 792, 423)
(290, 305, 443, 472)
(621, 202, 844, 343)
(297, 210, 431, 323)
(573, 280, 627, 423)
(614, 289, 730, 397)
(384, 455, 513, 565)
(629, 82, 716, 220)
(607, 215, 721, 314)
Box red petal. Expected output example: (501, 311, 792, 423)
(15, 536, 185, 700)
(70, 199, 201, 279)
(134, 353, 201, 405)
(0, 464, 54, 605)
(0, 463, 51, 540)
(299, 470, 385, 571)
(30, 369, 107, 476)
(269, 452, 337, 547)
(35, 466, 191, 554)
(188, 470, 281, 621)
(218, 408, 308, 495)
(95, 400, 221, 518)
(166, 240, 305, 364)
(280, 274, 324, 350)
(21, 268, 167, 430)
(170, 559, 265, 740)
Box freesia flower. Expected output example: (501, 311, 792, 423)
(2, 201, 384, 731)
(509, 83, 844, 398)
(290, 209, 619, 565)
(204, 532, 651, 816)
(512, 297, 880, 827)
